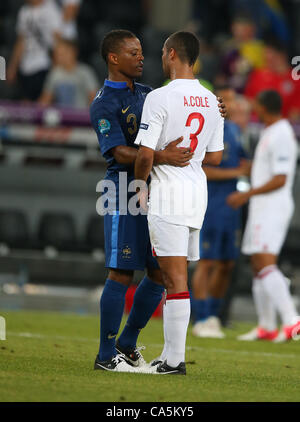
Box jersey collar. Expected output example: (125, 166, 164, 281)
(104, 79, 129, 89)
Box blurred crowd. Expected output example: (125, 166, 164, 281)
(0, 0, 299, 122)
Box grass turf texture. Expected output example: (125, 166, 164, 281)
(0, 309, 299, 402)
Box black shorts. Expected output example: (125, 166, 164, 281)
(19, 69, 49, 101)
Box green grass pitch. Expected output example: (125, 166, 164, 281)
(0, 309, 299, 402)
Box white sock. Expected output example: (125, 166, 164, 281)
(252, 277, 277, 331)
(259, 266, 298, 326)
(159, 302, 168, 362)
(164, 293, 190, 368)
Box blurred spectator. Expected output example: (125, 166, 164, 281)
(219, 15, 265, 92)
(230, 94, 252, 132)
(39, 38, 99, 108)
(244, 39, 300, 121)
(49, 0, 81, 41)
(232, 0, 291, 45)
(6, 0, 62, 101)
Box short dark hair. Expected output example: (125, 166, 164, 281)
(257, 90, 282, 114)
(101, 29, 137, 63)
(165, 31, 200, 66)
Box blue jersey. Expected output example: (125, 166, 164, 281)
(90, 80, 151, 184)
(90, 79, 158, 271)
(206, 120, 247, 218)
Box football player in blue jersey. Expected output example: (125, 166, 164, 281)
(90, 30, 227, 372)
(191, 85, 250, 339)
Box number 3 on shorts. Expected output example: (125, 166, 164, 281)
(185, 112, 205, 152)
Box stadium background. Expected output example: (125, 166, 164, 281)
(0, 0, 299, 323)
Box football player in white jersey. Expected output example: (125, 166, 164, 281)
(134, 31, 224, 374)
(227, 90, 300, 342)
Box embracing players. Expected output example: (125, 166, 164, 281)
(90, 30, 195, 372)
(135, 31, 224, 374)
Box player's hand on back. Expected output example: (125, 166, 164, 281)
(163, 137, 194, 167)
(217, 96, 227, 118)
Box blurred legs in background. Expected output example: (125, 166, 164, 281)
(191, 259, 235, 339)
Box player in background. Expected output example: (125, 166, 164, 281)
(227, 90, 300, 343)
(134, 31, 224, 374)
(191, 85, 250, 339)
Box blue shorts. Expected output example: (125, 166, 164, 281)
(104, 212, 159, 271)
(200, 212, 241, 261)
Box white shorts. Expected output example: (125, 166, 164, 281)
(148, 214, 200, 261)
(241, 208, 292, 256)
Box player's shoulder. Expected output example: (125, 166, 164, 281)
(134, 82, 152, 94)
(90, 86, 120, 115)
(196, 81, 219, 108)
(143, 84, 169, 104)
(270, 119, 295, 137)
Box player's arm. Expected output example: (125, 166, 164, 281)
(112, 138, 192, 167)
(90, 100, 130, 161)
(227, 134, 292, 209)
(154, 137, 193, 166)
(227, 175, 287, 209)
(111, 145, 137, 165)
(135, 146, 154, 182)
(202, 151, 223, 166)
(203, 158, 251, 180)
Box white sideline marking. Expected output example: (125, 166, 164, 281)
(7, 331, 98, 343)
(6, 331, 299, 359)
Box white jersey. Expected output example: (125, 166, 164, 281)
(135, 79, 224, 229)
(242, 119, 297, 255)
(250, 119, 297, 215)
(17, 1, 62, 75)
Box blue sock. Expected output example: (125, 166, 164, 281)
(98, 279, 128, 361)
(193, 299, 210, 323)
(118, 276, 165, 349)
(207, 296, 223, 317)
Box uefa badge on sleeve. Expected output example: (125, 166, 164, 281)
(98, 119, 111, 135)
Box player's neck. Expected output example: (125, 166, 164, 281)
(107, 71, 134, 91)
(264, 114, 282, 127)
(169, 65, 195, 81)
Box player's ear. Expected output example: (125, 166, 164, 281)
(108, 52, 119, 65)
(169, 48, 176, 61)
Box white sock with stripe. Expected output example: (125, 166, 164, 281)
(252, 277, 277, 331)
(259, 265, 298, 326)
(164, 292, 190, 368)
